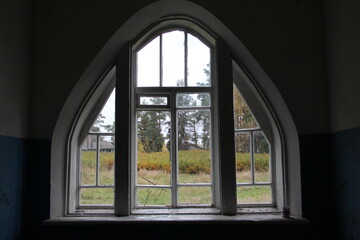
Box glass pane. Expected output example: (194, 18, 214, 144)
(99, 136, 114, 185)
(176, 93, 211, 108)
(187, 33, 211, 87)
(137, 111, 171, 186)
(177, 110, 211, 184)
(162, 31, 185, 87)
(139, 96, 168, 106)
(90, 89, 115, 133)
(178, 187, 211, 205)
(137, 188, 171, 207)
(80, 188, 114, 205)
(81, 135, 97, 185)
(137, 36, 160, 87)
(235, 132, 251, 184)
(254, 132, 271, 183)
(237, 186, 272, 204)
(233, 85, 258, 129)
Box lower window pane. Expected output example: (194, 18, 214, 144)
(254, 132, 271, 183)
(80, 188, 114, 205)
(177, 109, 211, 184)
(99, 141, 114, 185)
(235, 132, 251, 184)
(137, 188, 171, 207)
(178, 186, 211, 205)
(137, 110, 171, 186)
(81, 135, 97, 185)
(237, 186, 272, 204)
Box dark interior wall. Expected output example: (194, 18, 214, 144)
(326, 1, 360, 239)
(3, 0, 357, 239)
(29, 0, 328, 138)
(0, 0, 31, 138)
(0, 0, 31, 239)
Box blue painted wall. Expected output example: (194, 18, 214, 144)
(331, 127, 360, 240)
(1, 129, 359, 239)
(0, 136, 26, 240)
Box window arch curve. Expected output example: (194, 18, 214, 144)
(50, 1, 301, 219)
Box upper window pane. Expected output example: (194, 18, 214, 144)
(90, 89, 115, 133)
(177, 93, 211, 108)
(162, 30, 185, 87)
(233, 85, 258, 129)
(137, 36, 160, 87)
(139, 96, 168, 106)
(187, 33, 211, 87)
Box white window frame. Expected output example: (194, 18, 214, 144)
(50, 1, 302, 220)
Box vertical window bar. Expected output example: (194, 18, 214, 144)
(159, 34, 163, 87)
(171, 90, 178, 207)
(115, 43, 131, 216)
(184, 31, 188, 87)
(250, 131, 255, 185)
(216, 39, 237, 215)
(96, 134, 100, 186)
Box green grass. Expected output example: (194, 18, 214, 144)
(80, 150, 271, 205)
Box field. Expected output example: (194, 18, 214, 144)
(80, 150, 272, 205)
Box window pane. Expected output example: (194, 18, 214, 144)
(137, 188, 171, 207)
(178, 187, 211, 205)
(235, 132, 251, 184)
(80, 188, 114, 205)
(237, 186, 272, 204)
(139, 96, 168, 106)
(254, 132, 271, 183)
(177, 110, 211, 184)
(187, 33, 211, 87)
(90, 89, 115, 133)
(162, 31, 185, 87)
(137, 36, 160, 87)
(176, 93, 210, 108)
(99, 136, 114, 186)
(137, 111, 171, 186)
(81, 135, 97, 185)
(233, 85, 258, 129)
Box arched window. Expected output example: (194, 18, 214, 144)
(51, 2, 301, 219)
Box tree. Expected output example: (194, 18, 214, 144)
(90, 113, 106, 132)
(137, 97, 169, 153)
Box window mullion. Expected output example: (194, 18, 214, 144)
(170, 90, 178, 207)
(160, 34, 163, 87)
(115, 42, 131, 216)
(250, 131, 255, 185)
(96, 135, 100, 186)
(216, 40, 237, 215)
(184, 31, 188, 87)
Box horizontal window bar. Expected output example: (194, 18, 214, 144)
(78, 204, 114, 209)
(176, 107, 211, 110)
(135, 185, 171, 188)
(79, 185, 114, 188)
(177, 183, 212, 187)
(234, 128, 261, 132)
(236, 183, 271, 187)
(137, 87, 212, 93)
(87, 133, 115, 136)
(136, 106, 171, 111)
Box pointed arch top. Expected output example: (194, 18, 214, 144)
(51, 0, 301, 218)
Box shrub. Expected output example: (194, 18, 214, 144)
(82, 150, 270, 174)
